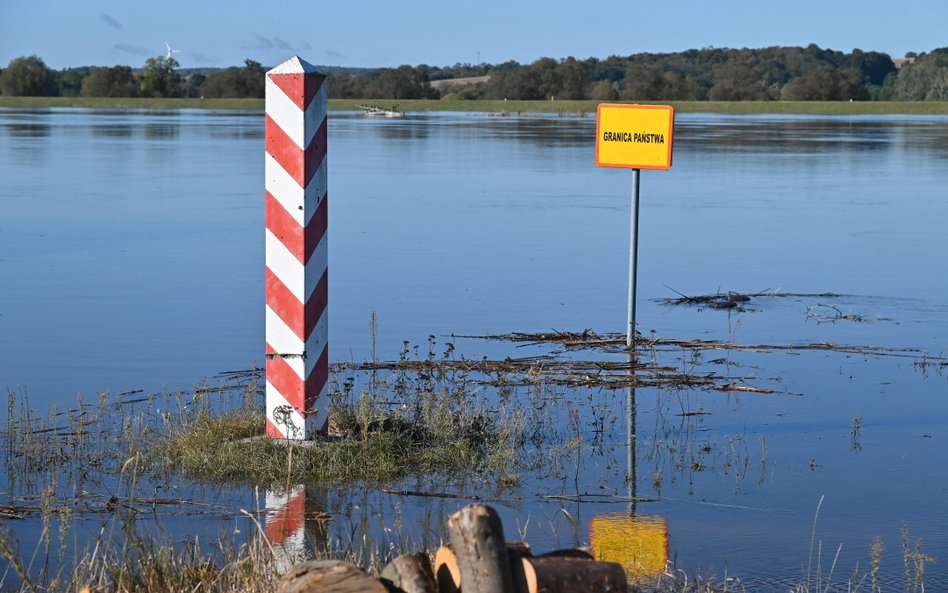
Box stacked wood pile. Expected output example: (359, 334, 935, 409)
(278, 503, 628, 593)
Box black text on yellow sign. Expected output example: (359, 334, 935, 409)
(595, 104, 675, 170)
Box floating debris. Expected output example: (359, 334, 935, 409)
(357, 103, 405, 118)
(656, 286, 763, 308)
(461, 330, 940, 362)
(805, 304, 892, 324)
(655, 287, 846, 309)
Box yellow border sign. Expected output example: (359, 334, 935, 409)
(589, 514, 669, 581)
(595, 104, 675, 170)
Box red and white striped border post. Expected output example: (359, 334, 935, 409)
(265, 485, 328, 571)
(266, 485, 307, 570)
(265, 56, 329, 439)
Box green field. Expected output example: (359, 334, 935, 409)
(3, 96, 948, 115)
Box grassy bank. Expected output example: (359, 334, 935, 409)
(4, 96, 948, 115)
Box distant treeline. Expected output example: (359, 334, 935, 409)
(3, 45, 948, 101)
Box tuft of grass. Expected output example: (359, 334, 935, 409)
(157, 386, 524, 485)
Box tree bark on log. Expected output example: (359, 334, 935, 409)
(381, 552, 437, 593)
(435, 542, 534, 593)
(446, 504, 515, 593)
(511, 557, 628, 593)
(277, 560, 389, 593)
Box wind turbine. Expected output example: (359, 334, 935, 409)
(164, 42, 181, 60)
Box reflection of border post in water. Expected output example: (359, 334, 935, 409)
(264, 55, 330, 439)
(265, 485, 328, 573)
(594, 104, 675, 348)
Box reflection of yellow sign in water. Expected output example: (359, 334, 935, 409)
(590, 514, 669, 581)
(595, 104, 675, 170)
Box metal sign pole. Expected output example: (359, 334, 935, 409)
(627, 358, 637, 516)
(627, 168, 641, 349)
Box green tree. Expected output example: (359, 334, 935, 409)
(529, 57, 562, 100)
(139, 56, 183, 98)
(589, 56, 626, 84)
(81, 65, 140, 97)
(557, 57, 591, 100)
(0, 55, 54, 96)
(57, 67, 91, 97)
(843, 49, 896, 86)
(184, 72, 206, 98)
(482, 61, 542, 100)
(709, 64, 767, 100)
(327, 73, 370, 98)
(620, 64, 664, 100)
(200, 59, 265, 98)
(892, 50, 948, 100)
(366, 65, 437, 99)
(588, 79, 618, 100)
(780, 67, 868, 100)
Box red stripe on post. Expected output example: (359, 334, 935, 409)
(305, 345, 330, 410)
(266, 267, 304, 341)
(266, 114, 305, 187)
(267, 355, 304, 409)
(266, 418, 283, 438)
(304, 193, 328, 265)
(267, 73, 324, 111)
(304, 269, 328, 340)
(265, 487, 307, 541)
(302, 118, 328, 188)
(264, 116, 326, 189)
(266, 190, 305, 264)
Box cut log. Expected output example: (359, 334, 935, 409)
(447, 504, 515, 593)
(434, 546, 462, 593)
(506, 542, 533, 559)
(511, 556, 627, 593)
(435, 542, 531, 593)
(277, 560, 388, 593)
(381, 552, 437, 593)
(537, 548, 594, 561)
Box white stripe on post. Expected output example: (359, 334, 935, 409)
(265, 56, 329, 440)
(265, 485, 307, 573)
(265, 485, 329, 573)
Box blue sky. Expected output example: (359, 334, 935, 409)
(2, 0, 945, 70)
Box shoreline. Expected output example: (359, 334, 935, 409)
(2, 96, 948, 115)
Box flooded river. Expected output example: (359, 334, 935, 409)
(1, 107, 947, 590)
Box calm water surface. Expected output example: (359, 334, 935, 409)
(1, 108, 947, 589)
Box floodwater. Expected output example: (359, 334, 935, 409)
(1, 107, 948, 590)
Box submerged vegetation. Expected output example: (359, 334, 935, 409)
(1, 322, 945, 592)
(3, 366, 526, 495)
